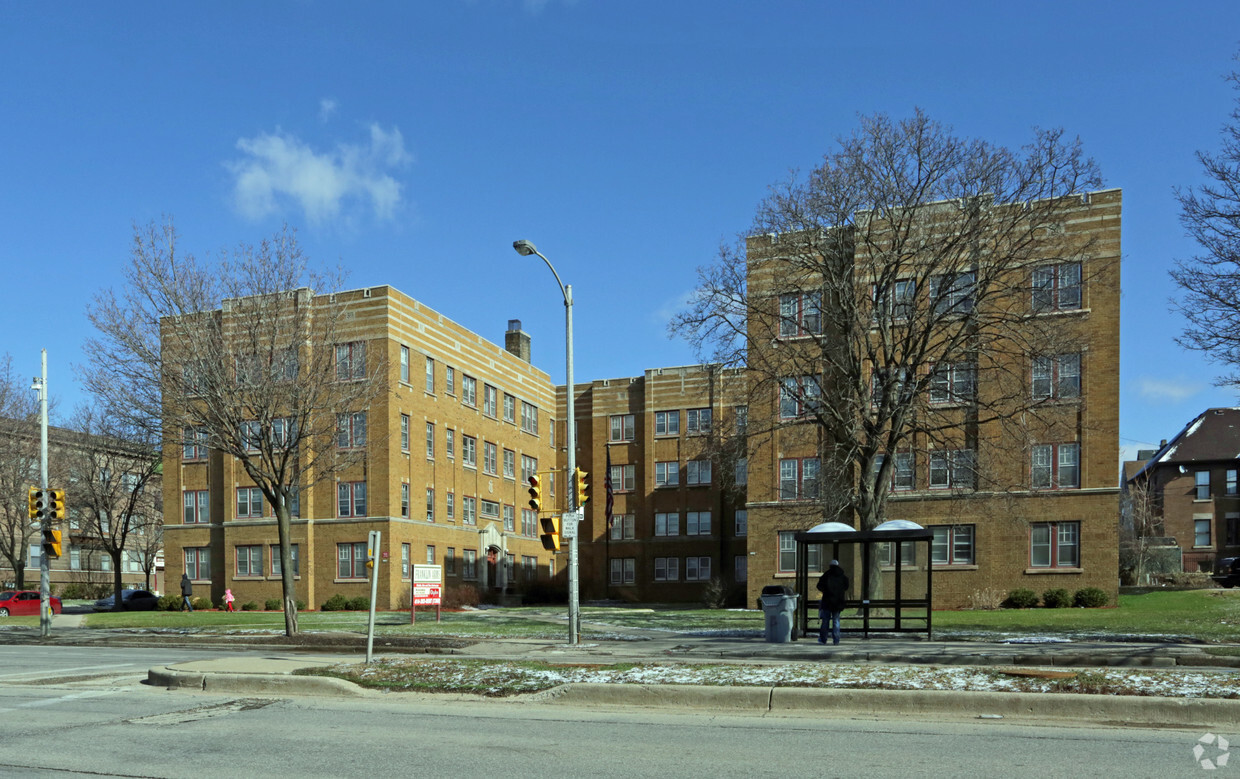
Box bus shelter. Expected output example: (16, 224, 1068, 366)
(794, 520, 934, 640)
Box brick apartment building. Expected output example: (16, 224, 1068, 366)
(1125, 407, 1240, 574)
(162, 286, 558, 610)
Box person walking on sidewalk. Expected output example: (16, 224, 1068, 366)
(816, 560, 848, 645)
(180, 573, 194, 612)
(224, 589, 236, 612)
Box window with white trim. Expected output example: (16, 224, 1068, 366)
(401, 483, 409, 517)
(446, 492, 455, 520)
(609, 514, 635, 540)
(779, 291, 822, 337)
(655, 461, 679, 488)
(609, 464, 635, 492)
(183, 490, 209, 524)
(780, 376, 822, 419)
(1195, 517, 1212, 547)
(480, 499, 499, 520)
(521, 402, 539, 434)
(654, 410, 679, 436)
(879, 541, 916, 567)
(446, 429, 455, 459)
(463, 549, 477, 579)
(1196, 470, 1211, 500)
(654, 512, 679, 537)
(778, 531, 796, 573)
(1030, 521, 1080, 568)
(735, 458, 748, 486)
(400, 414, 410, 452)
(654, 557, 679, 581)
(337, 482, 366, 517)
(503, 393, 516, 423)
(929, 449, 976, 490)
(1032, 354, 1081, 399)
(734, 509, 747, 537)
(610, 414, 635, 442)
(483, 384, 498, 417)
(399, 345, 410, 384)
(503, 449, 516, 479)
(461, 375, 477, 406)
(930, 363, 976, 405)
(735, 555, 748, 582)
(185, 547, 211, 580)
(686, 408, 711, 435)
(235, 545, 263, 577)
(425, 355, 435, 392)
(610, 558, 636, 585)
(462, 496, 476, 525)
(236, 487, 264, 519)
(426, 488, 435, 522)
(779, 457, 819, 500)
(183, 427, 208, 460)
(686, 511, 711, 536)
(270, 544, 299, 576)
(931, 525, 974, 565)
(685, 459, 712, 486)
(337, 542, 367, 579)
(483, 441, 498, 475)
(1032, 261, 1082, 312)
(462, 435, 477, 468)
(503, 504, 515, 532)
(685, 556, 712, 581)
(401, 543, 410, 579)
(336, 412, 366, 449)
(445, 366, 455, 395)
(1031, 443, 1079, 489)
(928, 271, 975, 317)
(335, 341, 365, 381)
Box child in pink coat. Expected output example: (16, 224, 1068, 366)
(224, 589, 236, 612)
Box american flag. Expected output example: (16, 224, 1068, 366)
(604, 444, 615, 528)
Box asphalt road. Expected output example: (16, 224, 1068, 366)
(0, 644, 1226, 777)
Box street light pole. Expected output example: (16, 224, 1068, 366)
(513, 239, 580, 645)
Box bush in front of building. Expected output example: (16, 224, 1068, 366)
(965, 588, 1005, 610)
(241, 601, 259, 611)
(1073, 587, 1109, 608)
(159, 596, 179, 610)
(346, 596, 370, 611)
(265, 598, 281, 611)
(1006, 588, 1039, 609)
(1042, 588, 1072, 608)
(321, 593, 350, 611)
(191, 596, 212, 610)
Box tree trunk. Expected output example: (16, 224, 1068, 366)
(13, 562, 24, 590)
(111, 551, 124, 611)
(275, 502, 298, 635)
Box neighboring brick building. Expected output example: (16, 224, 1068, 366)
(1126, 408, 1240, 574)
(162, 286, 558, 610)
(564, 365, 749, 604)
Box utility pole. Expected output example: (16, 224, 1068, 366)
(33, 350, 50, 638)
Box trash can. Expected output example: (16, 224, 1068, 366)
(759, 585, 799, 643)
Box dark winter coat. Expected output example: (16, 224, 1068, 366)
(816, 566, 849, 612)
(180, 574, 193, 597)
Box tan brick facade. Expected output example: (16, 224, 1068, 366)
(162, 287, 558, 610)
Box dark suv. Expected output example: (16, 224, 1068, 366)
(1213, 557, 1240, 588)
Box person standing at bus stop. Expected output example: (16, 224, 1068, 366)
(816, 560, 848, 645)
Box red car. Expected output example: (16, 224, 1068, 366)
(0, 590, 62, 617)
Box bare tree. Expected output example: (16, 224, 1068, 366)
(81, 219, 384, 634)
(1119, 478, 1168, 586)
(1173, 53, 1240, 388)
(674, 111, 1105, 592)
(63, 404, 161, 609)
(131, 511, 164, 592)
(0, 354, 42, 588)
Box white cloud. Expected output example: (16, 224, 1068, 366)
(227, 123, 412, 225)
(652, 288, 697, 324)
(318, 98, 338, 122)
(1136, 376, 1202, 402)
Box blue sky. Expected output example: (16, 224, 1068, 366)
(2, 1, 1238, 469)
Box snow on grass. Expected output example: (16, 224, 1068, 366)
(308, 658, 1240, 699)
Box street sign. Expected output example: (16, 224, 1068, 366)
(560, 509, 583, 539)
(413, 584, 442, 606)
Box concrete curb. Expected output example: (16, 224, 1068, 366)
(543, 683, 1240, 729)
(148, 666, 368, 697)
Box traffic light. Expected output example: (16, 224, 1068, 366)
(45, 489, 66, 521)
(539, 515, 561, 552)
(27, 487, 40, 520)
(42, 528, 62, 559)
(527, 475, 542, 512)
(574, 468, 590, 507)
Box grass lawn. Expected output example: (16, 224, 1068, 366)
(72, 589, 1240, 643)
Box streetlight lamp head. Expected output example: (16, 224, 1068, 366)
(513, 239, 537, 256)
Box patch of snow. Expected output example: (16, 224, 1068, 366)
(999, 636, 1073, 644)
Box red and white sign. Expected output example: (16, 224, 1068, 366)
(412, 584, 441, 606)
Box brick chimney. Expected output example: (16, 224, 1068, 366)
(505, 319, 531, 362)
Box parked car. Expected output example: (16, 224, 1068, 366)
(0, 590, 62, 617)
(1213, 557, 1240, 589)
(93, 589, 160, 612)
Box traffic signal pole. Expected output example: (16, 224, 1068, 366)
(35, 350, 50, 638)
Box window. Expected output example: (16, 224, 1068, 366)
(337, 542, 367, 579)
(462, 435, 477, 468)
(609, 464, 635, 492)
(655, 411, 679, 436)
(461, 375, 477, 406)
(686, 511, 711, 536)
(655, 512, 679, 537)
(70, 548, 80, 570)
(484, 384, 498, 417)
(654, 557, 679, 582)
(1227, 513, 1240, 546)
(685, 460, 712, 486)
(446, 429, 455, 459)
(399, 414, 409, 452)
(879, 541, 916, 567)
(1032, 354, 1081, 399)
(928, 271, 975, 317)
(779, 457, 820, 500)
(503, 393, 516, 423)
(521, 455, 538, 484)
(930, 363, 976, 405)
(734, 509, 747, 537)
(610, 414, 635, 442)
(1031, 443, 1078, 489)
(335, 341, 365, 381)
(183, 490, 209, 524)
(445, 547, 456, 575)
(483, 442, 498, 475)
(1196, 471, 1211, 500)
(778, 531, 796, 573)
(655, 461, 680, 488)
(779, 291, 822, 337)
(1195, 518, 1212, 547)
(336, 412, 367, 449)
(929, 449, 976, 490)
(425, 545, 435, 565)
(503, 449, 516, 479)
(271, 544, 300, 576)
(401, 483, 410, 517)
(185, 547, 211, 580)
(892, 451, 915, 491)
(1030, 521, 1080, 568)
(401, 544, 410, 579)
(236, 487, 264, 518)
(446, 492, 455, 519)
(445, 366, 456, 394)
(780, 376, 822, 419)
(522, 508, 538, 537)
(609, 513, 636, 540)
(182, 427, 208, 460)
(871, 367, 912, 410)
(1230, 470, 1239, 496)
(735, 458, 748, 486)
(426, 488, 435, 522)
(610, 558, 636, 585)
(735, 405, 748, 435)
(931, 525, 975, 565)
(503, 504, 515, 532)
(462, 496, 476, 525)
(399, 346, 410, 384)
(337, 482, 367, 517)
(735, 555, 748, 582)
(463, 549, 477, 579)
(874, 279, 915, 322)
(685, 556, 712, 581)
(236, 545, 263, 577)
(686, 408, 711, 435)
(1032, 262, 1082, 312)
(480, 499, 500, 520)
(521, 402, 539, 434)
